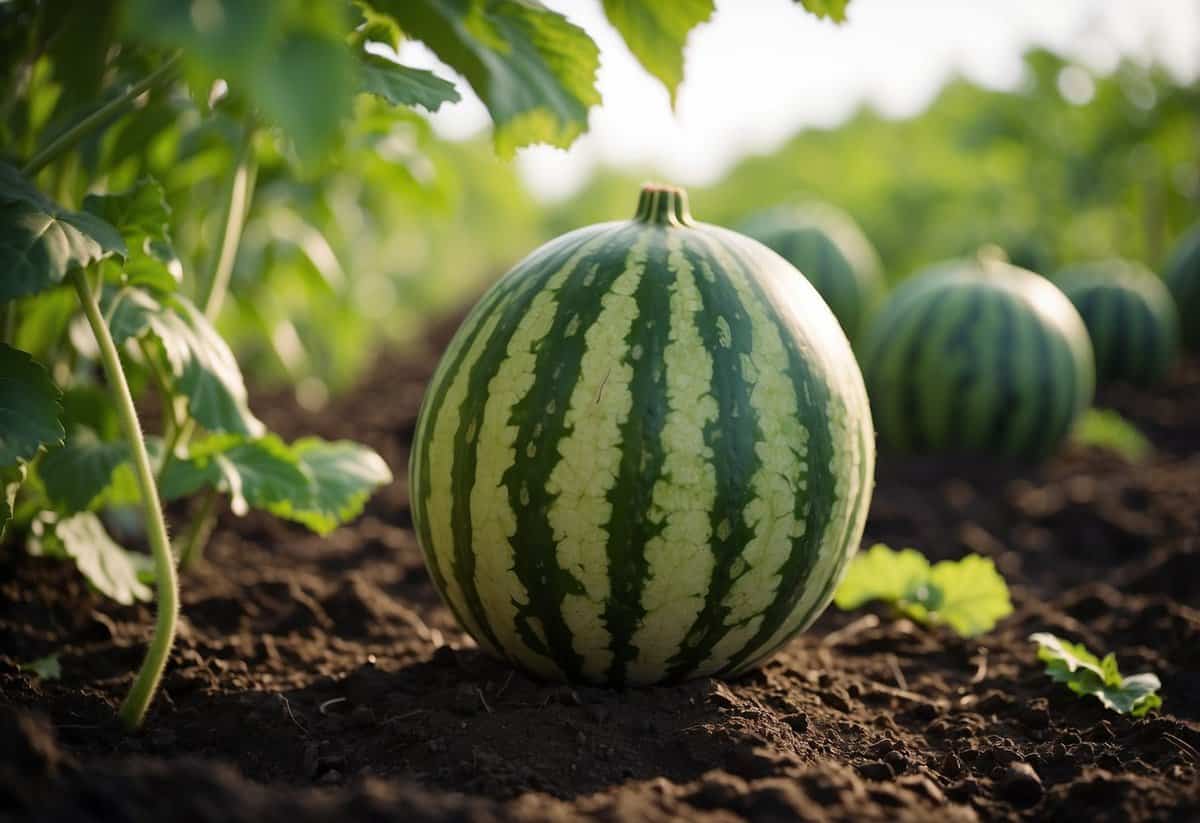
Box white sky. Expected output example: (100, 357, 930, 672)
(399, 0, 1200, 201)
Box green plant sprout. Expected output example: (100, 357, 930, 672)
(834, 544, 1013, 637)
(1071, 408, 1153, 462)
(1030, 633, 1162, 717)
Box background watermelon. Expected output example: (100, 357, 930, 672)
(862, 258, 1095, 460)
(738, 203, 884, 345)
(1055, 259, 1179, 387)
(1164, 225, 1200, 352)
(409, 185, 875, 686)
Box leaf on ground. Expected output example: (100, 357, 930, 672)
(38, 430, 130, 513)
(19, 654, 62, 681)
(795, 0, 851, 22)
(83, 177, 182, 291)
(834, 543, 1012, 637)
(103, 287, 264, 437)
(0, 161, 126, 299)
(371, 0, 601, 156)
(1071, 408, 1152, 462)
(0, 343, 65, 466)
(1030, 632, 1163, 717)
(600, 0, 714, 105)
(359, 55, 461, 112)
(28, 512, 153, 605)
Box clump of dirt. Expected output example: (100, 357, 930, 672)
(2, 319, 1198, 822)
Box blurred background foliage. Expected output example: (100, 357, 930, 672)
(6, 0, 1196, 405)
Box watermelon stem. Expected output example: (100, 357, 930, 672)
(634, 183, 693, 227)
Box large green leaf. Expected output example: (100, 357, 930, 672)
(0, 162, 126, 300)
(39, 430, 129, 513)
(0, 343, 64, 467)
(600, 0, 714, 105)
(795, 0, 850, 21)
(371, 0, 601, 156)
(359, 55, 461, 112)
(28, 512, 153, 605)
(123, 0, 356, 164)
(83, 177, 182, 292)
(103, 287, 264, 437)
(164, 434, 391, 534)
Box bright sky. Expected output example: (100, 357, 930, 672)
(400, 0, 1200, 201)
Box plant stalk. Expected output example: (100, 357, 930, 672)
(177, 488, 218, 570)
(201, 128, 258, 320)
(70, 269, 178, 731)
(22, 53, 182, 176)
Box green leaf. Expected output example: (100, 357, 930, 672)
(1030, 633, 1163, 717)
(28, 512, 152, 605)
(39, 430, 129, 513)
(18, 654, 62, 681)
(103, 287, 264, 437)
(834, 543, 931, 609)
(0, 343, 65, 467)
(1, 462, 26, 539)
(795, 0, 850, 22)
(359, 55, 461, 112)
(371, 0, 601, 156)
(1071, 408, 1152, 462)
(123, 0, 356, 164)
(168, 434, 392, 534)
(600, 0, 714, 105)
(0, 161, 126, 300)
(834, 544, 1012, 637)
(83, 177, 182, 292)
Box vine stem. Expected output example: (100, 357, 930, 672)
(201, 127, 257, 320)
(177, 488, 218, 570)
(22, 53, 182, 176)
(69, 269, 178, 731)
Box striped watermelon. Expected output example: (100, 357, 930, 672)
(738, 203, 884, 345)
(862, 258, 1094, 460)
(1164, 224, 1200, 351)
(1055, 259, 1179, 387)
(410, 185, 875, 686)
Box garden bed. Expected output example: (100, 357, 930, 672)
(2, 323, 1198, 822)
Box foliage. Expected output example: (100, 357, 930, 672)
(1030, 632, 1163, 717)
(1071, 408, 1153, 462)
(834, 544, 1013, 637)
(19, 654, 61, 680)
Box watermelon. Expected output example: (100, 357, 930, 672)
(1164, 224, 1200, 351)
(738, 203, 884, 344)
(409, 184, 875, 686)
(862, 258, 1094, 460)
(1055, 259, 1178, 387)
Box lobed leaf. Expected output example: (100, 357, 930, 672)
(795, 0, 851, 22)
(39, 430, 130, 513)
(1030, 632, 1163, 717)
(103, 287, 264, 437)
(834, 543, 1012, 637)
(600, 0, 714, 105)
(0, 343, 64, 468)
(83, 177, 182, 292)
(0, 162, 126, 300)
(371, 0, 601, 156)
(359, 55, 461, 112)
(28, 512, 153, 605)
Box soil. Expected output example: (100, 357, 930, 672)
(2, 313, 1198, 823)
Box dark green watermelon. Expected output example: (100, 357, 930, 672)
(1164, 224, 1200, 351)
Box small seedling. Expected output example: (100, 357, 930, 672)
(834, 544, 1013, 637)
(1071, 408, 1152, 462)
(19, 654, 62, 681)
(1030, 632, 1162, 717)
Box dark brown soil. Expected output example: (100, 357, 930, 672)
(2, 316, 1198, 823)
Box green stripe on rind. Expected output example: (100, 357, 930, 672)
(623, 232, 721, 685)
(915, 288, 982, 451)
(700, 229, 870, 675)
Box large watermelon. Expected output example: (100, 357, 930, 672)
(410, 185, 875, 686)
(862, 258, 1094, 460)
(1055, 259, 1178, 387)
(738, 203, 884, 344)
(1164, 224, 1200, 351)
